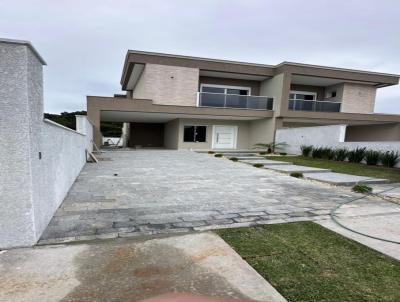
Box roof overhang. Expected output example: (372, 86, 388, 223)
(126, 63, 145, 91)
(120, 50, 400, 90)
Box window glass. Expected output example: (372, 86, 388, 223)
(304, 94, 314, 100)
(195, 126, 206, 142)
(183, 126, 206, 142)
(227, 89, 249, 95)
(184, 126, 195, 142)
(201, 86, 224, 94)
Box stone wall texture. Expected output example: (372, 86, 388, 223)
(0, 40, 93, 249)
(132, 63, 199, 106)
(341, 83, 376, 114)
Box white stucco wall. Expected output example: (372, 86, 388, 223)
(276, 124, 400, 167)
(0, 39, 93, 249)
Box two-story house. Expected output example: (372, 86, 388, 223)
(87, 50, 400, 150)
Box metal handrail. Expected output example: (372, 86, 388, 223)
(289, 99, 342, 112)
(197, 92, 274, 110)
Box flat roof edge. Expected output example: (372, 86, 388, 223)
(0, 38, 47, 65)
(277, 61, 400, 78)
(127, 49, 275, 68)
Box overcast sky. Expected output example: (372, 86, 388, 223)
(1, 0, 400, 114)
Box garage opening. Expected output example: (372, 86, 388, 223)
(128, 122, 164, 148)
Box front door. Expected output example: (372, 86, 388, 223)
(213, 126, 237, 149)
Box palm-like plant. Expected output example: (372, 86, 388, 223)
(253, 142, 288, 154)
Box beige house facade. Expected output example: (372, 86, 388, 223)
(87, 50, 400, 150)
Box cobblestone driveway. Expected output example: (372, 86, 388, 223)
(40, 150, 376, 244)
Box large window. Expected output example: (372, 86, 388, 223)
(184, 126, 207, 143)
(201, 85, 250, 96)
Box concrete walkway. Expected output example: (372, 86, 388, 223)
(234, 155, 389, 186)
(0, 232, 286, 302)
(318, 198, 400, 260)
(40, 150, 398, 244)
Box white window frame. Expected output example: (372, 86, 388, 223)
(211, 125, 238, 150)
(200, 84, 252, 95)
(289, 90, 317, 100)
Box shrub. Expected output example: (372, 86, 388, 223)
(333, 148, 348, 161)
(229, 157, 238, 162)
(300, 145, 313, 157)
(365, 150, 380, 165)
(290, 172, 303, 178)
(214, 153, 223, 158)
(321, 147, 335, 160)
(259, 151, 267, 155)
(208, 151, 215, 154)
(280, 152, 287, 156)
(311, 147, 323, 159)
(352, 184, 373, 194)
(380, 151, 400, 168)
(253, 163, 264, 168)
(347, 147, 366, 163)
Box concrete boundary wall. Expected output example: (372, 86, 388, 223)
(0, 39, 93, 249)
(276, 124, 400, 167)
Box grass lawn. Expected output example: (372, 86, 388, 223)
(266, 155, 400, 183)
(217, 222, 400, 302)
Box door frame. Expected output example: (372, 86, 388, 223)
(211, 125, 238, 149)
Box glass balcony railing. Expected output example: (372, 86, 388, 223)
(288, 99, 341, 112)
(198, 92, 273, 110)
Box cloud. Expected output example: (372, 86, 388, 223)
(1, 0, 399, 113)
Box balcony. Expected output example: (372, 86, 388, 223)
(288, 99, 341, 112)
(197, 92, 273, 110)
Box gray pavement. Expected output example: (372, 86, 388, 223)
(303, 172, 389, 186)
(0, 232, 286, 302)
(40, 150, 395, 244)
(318, 198, 400, 260)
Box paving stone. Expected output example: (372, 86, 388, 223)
(233, 216, 261, 223)
(40, 150, 394, 243)
(172, 221, 207, 228)
(239, 211, 266, 217)
(240, 159, 292, 165)
(264, 164, 331, 174)
(206, 218, 235, 225)
(212, 213, 239, 219)
(303, 172, 389, 186)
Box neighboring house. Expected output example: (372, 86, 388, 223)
(87, 50, 400, 150)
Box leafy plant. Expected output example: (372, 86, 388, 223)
(347, 147, 366, 163)
(214, 153, 223, 158)
(253, 163, 264, 168)
(230, 157, 239, 162)
(333, 148, 348, 161)
(208, 151, 215, 154)
(352, 184, 373, 194)
(253, 142, 288, 154)
(321, 147, 335, 160)
(311, 147, 323, 159)
(300, 145, 313, 157)
(365, 150, 380, 165)
(280, 152, 287, 156)
(259, 151, 267, 155)
(290, 172, 303, 178)
(380, 151, 400, 168)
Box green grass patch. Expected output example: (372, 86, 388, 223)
(266, 155, 400, 182)
(229, 157, 239, 162)
(253, 163, 264, 168)
(290, 172, 303, 178)
(217, 222, 400, 302)
(352, 184, 373, 194)
(214, 153, 223, 158)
